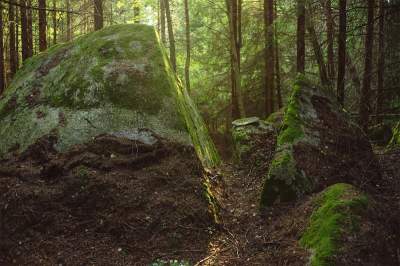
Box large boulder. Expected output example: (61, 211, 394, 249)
(0, 24, 219, 168)
(260, 76, 381, 207)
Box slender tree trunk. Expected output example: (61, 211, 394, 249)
(20, 0, 29, 61)
(16, 5, 19, 68)
(52, 0, 57, 45)
(165, 0, 176, 71)
(274, 6, 282, 109)
(94, 0, 103, 31)
(0, 1, 5, 94)
(325, 0, 335, 81)
(39, 0, 47, 51)
(27, 0, 33, 56)
(67, 0, 72, 39)
(306, 7, 329, 86)
(184, 0, 191, 91)
(133, 0, 140, 23)
(297, 0, 305, 73)
(337, 0, 347, 105)
(376, 0, 385, 119)
(359, 0, 375, 132)
(226, 0, 245, 119)
(9, 0, 17, 78)
(160, 0, 166, 43)
(264, 0, 275, 115)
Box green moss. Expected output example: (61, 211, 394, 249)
(388, 122, 400, 148)
(0, 24, 220, 169)
(277, 79, 305, 146)
(203, 177, 220, 224)
(260, 148, 313, 207)
(300, 183, 368, 266)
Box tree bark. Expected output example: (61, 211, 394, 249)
(20, 0, 29, 61)
(226, 0, 245, 119)
(16, 5, 19, 68)
(184, 0, 191, 91)
(376, 0, 385, 119)
(264, 0, 275, 115)
(52, 0, 57, 44)
(306, 7, 329, 86)
(359, 0, 375, 132)
(27, 0, 33, 57)
(39, 0, 47, 51)
(94, 0, 103, 31)
(9, 0, 17, 78)
(160, 0, 166, 43)
(296, 0, 305, 73)
(275, 2, 282, 109)
(325, 0, 335, 81)
(0, 1, 5, 94)
(66, 0, 72, 40)
(133, 0, 140, 23)
(165, 0, 176, 71)
(337, 0, 347, 105)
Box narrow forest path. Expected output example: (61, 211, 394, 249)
(195, 145, 400, 265)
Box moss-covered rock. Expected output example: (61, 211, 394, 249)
(0, 24, 219, 168)
(260, 76, 380, 207)
(232, 117, 276, 164)
(300, 183, 368, 266)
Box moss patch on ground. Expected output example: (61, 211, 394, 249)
(300, 183, 368, 266)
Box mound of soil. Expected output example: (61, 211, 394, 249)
(0, 132, 216, 265)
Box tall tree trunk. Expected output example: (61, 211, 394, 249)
(337, 0, 347, 105)
(264, 0, 275, 115)
(160, 0, 166, 43)
(376, 0, 385, 119)
(0, 1, 4, 94)
(165, 0, 176, 71)
(133, 0, 140, 23)
(325, 0, 335, 81)
(226, 0, 245, 119)
(184, 0, 191, 91)
(306, 7, 329, 86)
(52, 0, 57, 44)
(67, 0, 72, 40)
(39, 0, 47, 51)
(27, 0, 33, 57)
(20, 0, 29, 61)
(9, 0, 17, 78)
(359, 0, 375, 132)
(274, 16, 282, 109)
(94, 0, 103, 31)
(296, 0, 305, 73)
(16, 5, 20, 68)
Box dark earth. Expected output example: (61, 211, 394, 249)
(0, 127, 399, 265)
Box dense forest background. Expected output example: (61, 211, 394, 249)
(0, 0, 399, 147)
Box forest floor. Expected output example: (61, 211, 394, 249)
(0, 132, 399, 265)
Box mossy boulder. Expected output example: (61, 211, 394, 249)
(300, 183, 368, 266)
(260, 76, 380, 207)
(232, 117, 276, 165)
(0, 24, 219, 168)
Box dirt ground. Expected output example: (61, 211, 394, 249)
(0, 130, 399, 265)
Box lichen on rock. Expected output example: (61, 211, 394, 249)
(300, 183, 368, 266)
(0, 24, 219, 168)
